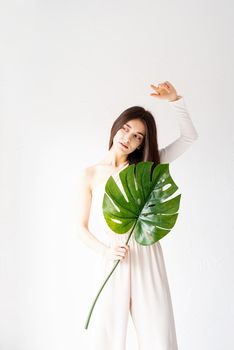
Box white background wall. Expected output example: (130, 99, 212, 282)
(0, 0, 233, 349)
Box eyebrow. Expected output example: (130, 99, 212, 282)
(125, 123, 145, 137)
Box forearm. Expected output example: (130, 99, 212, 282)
(159, 96, 199, 163)
(77, 226, 109, 256)
(169, 96, 199, 140)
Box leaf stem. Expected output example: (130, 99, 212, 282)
(84, 222, 137, 329)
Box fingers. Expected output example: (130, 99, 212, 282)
(160, 83, 170, 92)
(163, 82, 170, 92)
(117, 245, 129, 252)
(114, 245, 130, 260)
(150, 84, 160, 93)
(150, 84, 160, 97)
(150, 82, 170, 93)
(106, 244, 130, 261)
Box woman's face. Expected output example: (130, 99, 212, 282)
(113, 118, 146, 154)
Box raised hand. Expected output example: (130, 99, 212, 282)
(150, 81, 181, 102)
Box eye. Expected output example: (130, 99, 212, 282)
(135, 134, 142, 141)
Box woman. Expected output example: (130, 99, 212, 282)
(77, 81, 199, 350)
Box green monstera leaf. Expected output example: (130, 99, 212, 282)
(103, 161, 181, 245)
(84, 161, 181, 330)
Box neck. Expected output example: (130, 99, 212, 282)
(102, 148, 128, 168)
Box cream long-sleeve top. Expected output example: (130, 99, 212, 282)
(159, 96, 199, 163)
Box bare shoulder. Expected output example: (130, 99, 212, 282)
(80, 161, 114, 192)
(78, 162, 103, 191)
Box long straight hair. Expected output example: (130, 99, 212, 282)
(108, 106, 161, 166)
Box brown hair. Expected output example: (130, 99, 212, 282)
(108, 106, 160, 165)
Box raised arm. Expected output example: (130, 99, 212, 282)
(159, 96, 199, 163)
(150, 81, 199, 163)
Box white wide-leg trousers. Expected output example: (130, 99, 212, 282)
(86, 234, 178, 350)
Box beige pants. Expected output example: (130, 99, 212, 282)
(86, 233, 178, 350)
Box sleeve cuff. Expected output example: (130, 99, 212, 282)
(168, 95, 184, 104)
(168, 95, 185, 105)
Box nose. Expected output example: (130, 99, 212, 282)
(123, 135, 131, 144)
